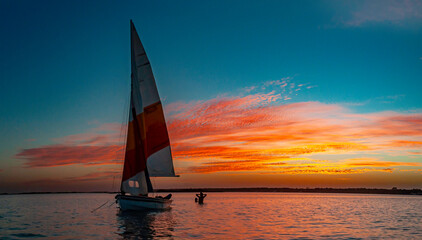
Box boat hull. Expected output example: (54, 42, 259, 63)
(116, 195, 172, 210)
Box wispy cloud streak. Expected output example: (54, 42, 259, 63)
(15, 123, 125, 168)
(15, 79, 422, 177)
(165, 81, 422, 174)
(339, 0, 422, 27)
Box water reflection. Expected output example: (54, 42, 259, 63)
(116, 209, 175, 239)
(1, 193, 421, 239)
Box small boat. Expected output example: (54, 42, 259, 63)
(115, 20, 177, 210)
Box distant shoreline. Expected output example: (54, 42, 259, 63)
(1, 187, 421, 196)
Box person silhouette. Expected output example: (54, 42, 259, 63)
(195, 191, 207, 204)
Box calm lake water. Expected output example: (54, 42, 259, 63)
(0, 192, 421, 239)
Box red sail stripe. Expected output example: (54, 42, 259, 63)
(122, 101, 170, 181)
(143, 101, 170, 157)
(122, 114, 147, 182)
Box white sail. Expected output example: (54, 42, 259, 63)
(120, 20, 176, 196)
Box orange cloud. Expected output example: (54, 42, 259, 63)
(345, 160, 421, 167)
(275, 168, 394, 174)
(186, 159, 395, 175)
(385, 140, 422, 147)
(15, 84, 422, 179)
(400, 169, 422, 173)
(166, 90, 422, 175)
(187, 160, 270, 174)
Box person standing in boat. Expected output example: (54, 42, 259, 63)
(196, 191, 207, 204)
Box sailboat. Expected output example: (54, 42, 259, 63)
(115, 20, 177, 210)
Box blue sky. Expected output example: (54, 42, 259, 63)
(1, 0, 421, 192)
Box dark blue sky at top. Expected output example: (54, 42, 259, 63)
(0, 0, 421, 154)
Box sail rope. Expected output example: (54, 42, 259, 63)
(92, 87, 130, 213)
(91, 200, 110, 213)
(106, 201, 116, 208)
(111, 91, 131, 193)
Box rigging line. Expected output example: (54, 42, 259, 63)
(113, 89, 131, 192)
(91, 200, 110, 213)
(107, 201, 116, 208)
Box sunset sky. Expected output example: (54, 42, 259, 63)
(1, 0, 422, 193)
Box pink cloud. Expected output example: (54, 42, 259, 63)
(344, 0, 422, 26)
(15, 123, 125, 168)
(64, 170, 120, 182)
(14, 82, 422, 177)
(16, 145, 124, 168)
(53, 123, 123, 146)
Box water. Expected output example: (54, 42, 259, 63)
(0, 192, 421, 239)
